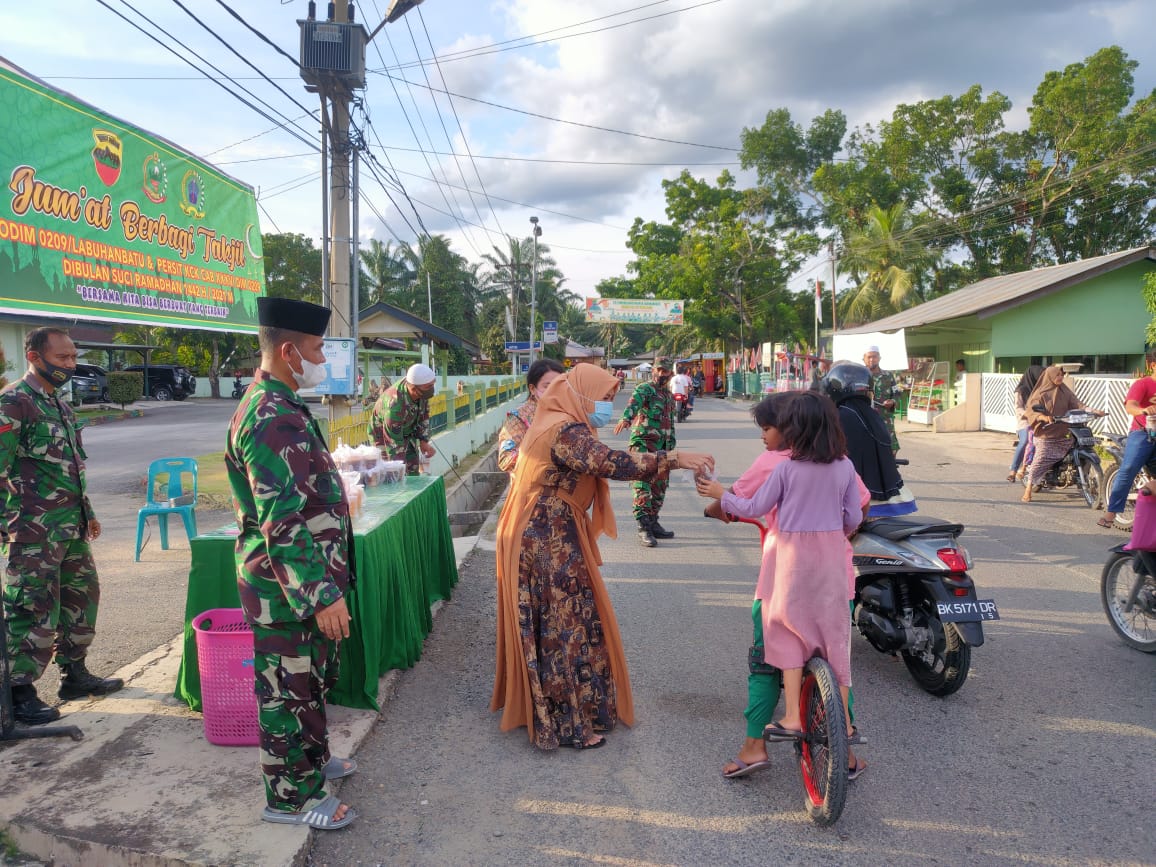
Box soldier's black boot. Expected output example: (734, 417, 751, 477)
(11, 684, 62, 725)
(636, 519, 657, 548)
(58, 661, 125, 700)
(650, 519, 675, 539)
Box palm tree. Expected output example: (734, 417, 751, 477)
(359, 238, 415, 306)
(838, 203, 938, 326)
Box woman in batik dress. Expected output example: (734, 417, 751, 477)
(491, 364, 713, 750)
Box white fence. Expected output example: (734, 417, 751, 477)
(979, 373, 1133, 436)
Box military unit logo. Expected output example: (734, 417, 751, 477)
(179, 168, 206, 219)
(91, 129, 122, 186)
(142, 152, 167, 203)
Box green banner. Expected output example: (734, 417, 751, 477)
(0, 62, 264, 333)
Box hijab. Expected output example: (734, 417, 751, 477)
(835, 393, 905, 501)
(519, 363, 621, 541)
(1024, 365, 1083, 430)
(1015, 365, 1046, 404)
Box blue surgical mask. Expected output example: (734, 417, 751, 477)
(587, 400, 614, 428)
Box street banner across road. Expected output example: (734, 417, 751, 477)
(585, 297, 684, 325)
(0, 59, 265, 333)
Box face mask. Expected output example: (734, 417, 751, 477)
(290, 345, 327, 389)
(587, 400, 614, 428)
(35, 357, 74, 388)
(654, 373, 671, 386)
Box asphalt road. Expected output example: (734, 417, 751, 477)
(311, 395, 1155, 867)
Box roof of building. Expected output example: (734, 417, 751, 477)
(358, 302, 478, 354)
(838, 246, 1156, 335)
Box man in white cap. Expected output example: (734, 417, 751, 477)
(368, 363, 437, 475)
(863, 345, 900, 453)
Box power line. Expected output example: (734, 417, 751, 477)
(379, 0, 725, 72)
(211, 0, 303, 70)
(374, 72, 740, 152)
(93, 0, 318, 153)
(168, 0, 318, 123)
(215, 146, 739, 167)
(417, 5, 508, 241)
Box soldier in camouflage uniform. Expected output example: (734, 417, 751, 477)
(1, 327, 123, 726)
(613, 358, 677, 547)
(864, 346, 900, 454)
(225, 298, 358, 830)
(368, 363, 437, 476)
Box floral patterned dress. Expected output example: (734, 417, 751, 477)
(492, 421, 672, 749)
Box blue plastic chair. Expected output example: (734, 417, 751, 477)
(135, 458, 199, 561)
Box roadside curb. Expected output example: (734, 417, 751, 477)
(76, 408, 145, 427)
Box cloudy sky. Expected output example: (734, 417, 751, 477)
(3, 0, 1153, 299)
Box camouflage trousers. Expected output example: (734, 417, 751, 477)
(630, 448, 669, 521)
(385, 441, 422, 476)
(252, 620, 339, 813)
(1, 538, 99, 685)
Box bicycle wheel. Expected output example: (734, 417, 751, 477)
(795, 657, 848, 826)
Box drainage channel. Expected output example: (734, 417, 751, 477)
(444, 452, 508, 537)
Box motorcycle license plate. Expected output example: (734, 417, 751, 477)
(936, 599, 1000, 622)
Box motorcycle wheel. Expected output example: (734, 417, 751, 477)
(1100, 552, 1156, 652)
(792, 656, 848, 826)
(1102, 466, 1149, 531)
(901, 610, 971, 696)
(1078, 458, 1104, 509)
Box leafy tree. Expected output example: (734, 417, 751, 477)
(838, 203, 940, 325)
(263, 233, 322, 302)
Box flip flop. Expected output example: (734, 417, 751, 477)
(849, 726, 867, 746)
(1096, 516, 1123, 530)
(261, 795, 357, 830)
(763, 722, 805, 741)
(322, 756, 357, 780)
(722, 757, 772, 779)
(847, 757, 868, 781)
(565, 736, 606, 750)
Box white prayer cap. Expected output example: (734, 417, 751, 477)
(405, 363, 436, 386)
(865, 345, 881, 354)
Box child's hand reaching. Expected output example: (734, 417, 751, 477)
(696, 477, 726, 500)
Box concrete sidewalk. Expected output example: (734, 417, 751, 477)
(1, 501, 497, 867)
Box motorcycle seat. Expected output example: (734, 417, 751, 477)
(864, 516, 963, 540)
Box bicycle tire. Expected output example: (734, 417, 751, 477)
(795, 657, 848, 826)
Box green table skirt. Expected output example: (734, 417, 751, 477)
(174, 475, 459, 711)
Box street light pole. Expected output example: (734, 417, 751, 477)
(529, 216, 541, 366)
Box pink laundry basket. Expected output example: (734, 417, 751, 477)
(193, 608, 259, 746)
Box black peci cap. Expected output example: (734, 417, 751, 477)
(257, 297, 331, 336)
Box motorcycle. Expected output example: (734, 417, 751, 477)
(1100, 485, 1156, 652)
(717, 508, 997, 697)
(1098, 431, 1156, 530)
(1026, 408, 1106, 507)
(673, 392, 690, 423)
(231, 377, 246, 399)
(851, 515, 996, 695)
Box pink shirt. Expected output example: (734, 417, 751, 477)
(729, 449, 869, 597)
(1125, 376, 1156, 432)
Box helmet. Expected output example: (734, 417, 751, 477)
(819, 361, 872, 403)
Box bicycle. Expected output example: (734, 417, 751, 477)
(730, 515, 850, 826)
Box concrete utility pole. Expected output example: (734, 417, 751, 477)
(529, 216, 541, 366)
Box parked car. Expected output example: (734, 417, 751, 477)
(71, 363, 110, 404)
(124, 363, 197, 401)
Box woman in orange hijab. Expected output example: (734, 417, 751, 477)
(491, 363, 714, 749)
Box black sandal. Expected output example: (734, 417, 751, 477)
(564, 736, 607, 750)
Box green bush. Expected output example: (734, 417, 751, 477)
(108, 371, 143, 408)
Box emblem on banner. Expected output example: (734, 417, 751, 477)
(178, 169, 206, 219)
(91, 129, 122, 186)
(142, 152, 168, 204)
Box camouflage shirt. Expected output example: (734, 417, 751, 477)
(368, 384, 430, 460)
(0, 373, 94, 544)
(870, 370, 899, 415)
(621, 380, 676, 452)
(225, 369, 353, 625)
